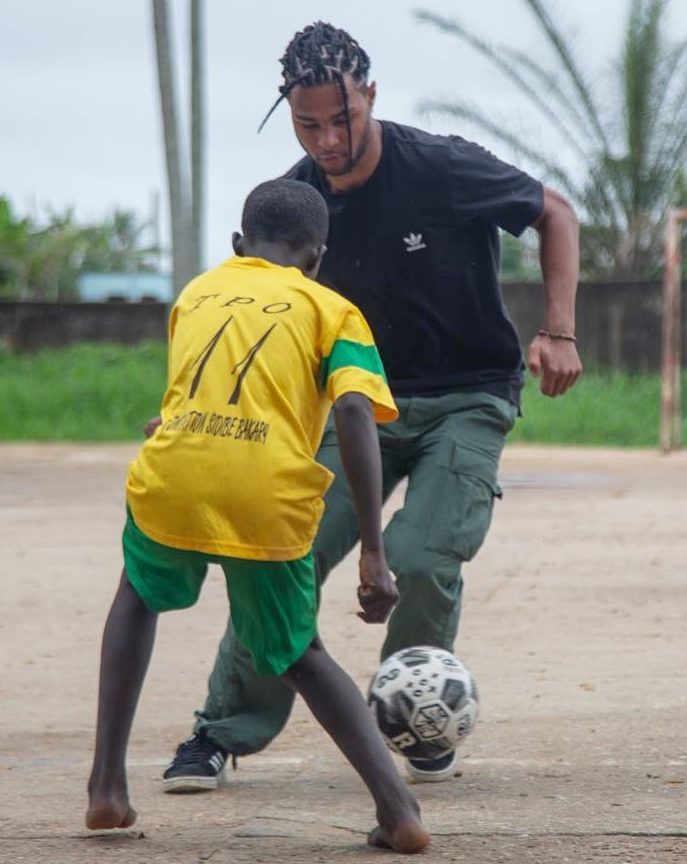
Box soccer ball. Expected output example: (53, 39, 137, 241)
(367, 646, 479, 760)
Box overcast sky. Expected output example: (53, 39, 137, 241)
(2, 0, 686, 267)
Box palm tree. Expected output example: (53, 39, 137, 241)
(416, 0, 687, 279)
(80, 210, 160, 274)
(0, 198, 161, 299)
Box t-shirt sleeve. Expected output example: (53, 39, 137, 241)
(447, 137, 544, 237)
(320, 307, 399, 424)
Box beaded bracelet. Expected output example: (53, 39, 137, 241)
(537, 329, 577, 343)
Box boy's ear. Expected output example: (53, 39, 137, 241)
(232, 232, 245, 256)
(305, 243, 327, 278)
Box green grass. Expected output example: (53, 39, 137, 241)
(0, 342, 683, 446)
(0, 342, 167, 441)
(509, 367, 684, 448)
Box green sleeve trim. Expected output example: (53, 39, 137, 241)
(321, 339, 387, 387)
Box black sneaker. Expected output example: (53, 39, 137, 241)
(163, 732, 228, 793)
(406, 750, 460, 783)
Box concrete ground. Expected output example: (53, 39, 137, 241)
(0, 443, 685, 863)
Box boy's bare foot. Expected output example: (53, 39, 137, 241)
(367, 818, 430, 854)
(85, 796, 137, 830)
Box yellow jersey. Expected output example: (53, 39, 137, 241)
(126, 256, 398, 560)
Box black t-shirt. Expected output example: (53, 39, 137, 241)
(284, 120, 543, 404)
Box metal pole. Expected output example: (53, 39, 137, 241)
(672, 216, 683, 451)
(661, 209, 687, 453)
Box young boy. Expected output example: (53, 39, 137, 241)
(85, 179, 430, 854)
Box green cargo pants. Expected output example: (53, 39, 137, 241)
(193, 391, 517, 755)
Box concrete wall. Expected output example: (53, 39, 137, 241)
(0, 281, 681, 371)
(0, 300, 169, 352)
(503, 281, 667, 372)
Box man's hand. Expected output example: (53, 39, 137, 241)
(143, 416, 162, 438)
(357, 550, 398, 624)
(527, 334, 582, 397)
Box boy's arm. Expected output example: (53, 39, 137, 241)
(333, 392, 398, 624)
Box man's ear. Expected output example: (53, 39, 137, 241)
(366, 80, 376, 109)
(305, 243, 327, 279)
(232, 232, 245, 256)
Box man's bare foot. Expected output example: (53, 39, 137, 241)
(85, 797, 137, 831)
(368, 818, 430, 854)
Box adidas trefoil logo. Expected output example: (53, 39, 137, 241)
(403, 231, 427, 252)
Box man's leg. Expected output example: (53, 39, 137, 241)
(282, 639, 429, 854)
(380, 393, 516, 780)
(86, 570, 158, 829)
(190, 622, 295, 756)
(382, 392, 516, 659)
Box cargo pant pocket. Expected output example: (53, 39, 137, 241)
(424, 442, 502, 562)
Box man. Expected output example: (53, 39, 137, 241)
(86, 178, 429, 854)
(163, 21, 582, 789)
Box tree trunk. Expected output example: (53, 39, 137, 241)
(190, 0, 205, 276)
(151, 0, 193, 297)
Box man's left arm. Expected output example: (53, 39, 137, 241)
(529, 186, 583, 397)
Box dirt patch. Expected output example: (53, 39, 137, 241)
(1, 444, 685, 863)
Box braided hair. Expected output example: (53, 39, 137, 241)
(258, 21, 372, 161)
(278, 21, 370, 93)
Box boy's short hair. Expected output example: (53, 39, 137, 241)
(241, 179, 329, 250)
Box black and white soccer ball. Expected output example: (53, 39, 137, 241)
(367, 646, 479, 760)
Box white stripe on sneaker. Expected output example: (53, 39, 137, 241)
(209, 754, 224, 772)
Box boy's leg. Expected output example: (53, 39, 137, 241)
(86, 570, 158, 829)
(190, 455, 364, 755)
(282, 639, 429, 854)
(190, 440, 362, 753)
(184, 425, 404, 760)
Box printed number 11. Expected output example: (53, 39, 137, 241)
(189, 315, 276, 404)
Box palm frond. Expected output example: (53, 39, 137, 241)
(644, 6, 680, 125)
(648, 44, 687, 179)
(416, 0, 686, 277)
(498, 46, 598, 153)
(415, 10, 604, 153)
(520, 0, 610, 150)
(659, 123, 687, 198)
(622, 0, 668, 210)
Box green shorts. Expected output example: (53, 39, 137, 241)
(122, 510, 317, 676)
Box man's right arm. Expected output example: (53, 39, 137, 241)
(529, 186, 583, 397)
(332, 392, 398, 624)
